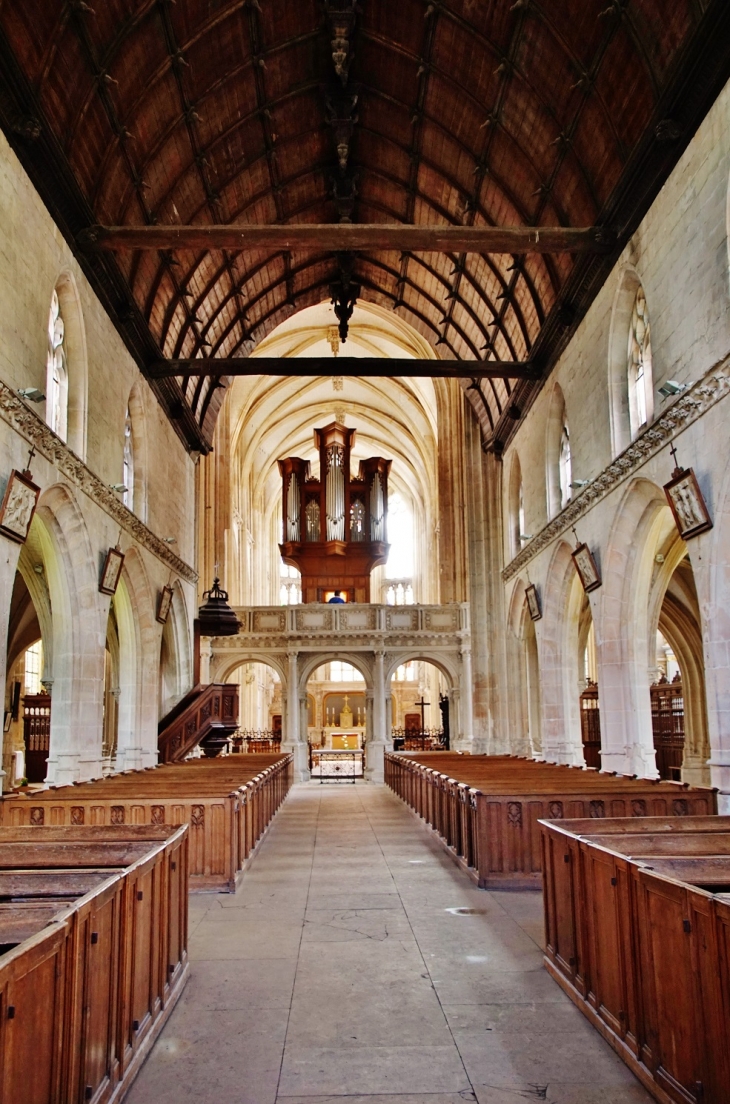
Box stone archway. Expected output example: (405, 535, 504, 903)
(596, 477, 679, 777)
(34, 484, 105, 784)
(114, 547, 159, 770)
(506, 577, 542, 758)
(538, 540, 585, 766)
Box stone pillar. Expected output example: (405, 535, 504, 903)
(366, 649, 387, 782)
(283, 649, 309, 780)
(456, 646, 476, 752)
(462, 409, 511, 754)
(199, 637, 212, 684)
(384, 693, 393, 750)
(0, 545, 20, 793)
(299, 693, 310, 750)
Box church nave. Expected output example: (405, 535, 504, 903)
(127, 784, 650, 1104)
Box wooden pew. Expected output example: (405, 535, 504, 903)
(0, 754, 293, 892)
(0, 823, 188, 1104)
(541, 814, 730, 1104)
(384, 752, 717, 887)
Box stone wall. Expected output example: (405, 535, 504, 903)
(0, 131, 197, 786)
(498, 76, 730, 806)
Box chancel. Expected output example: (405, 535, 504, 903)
(0, 1, 729, 1101)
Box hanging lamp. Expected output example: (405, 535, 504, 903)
(197, 578, 240, 637)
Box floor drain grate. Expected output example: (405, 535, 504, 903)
(445, 907, 486, 915)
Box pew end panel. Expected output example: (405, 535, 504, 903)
(540, 815, 730, 1104)
(0, 754, 293, 893)
(387, 753, 718, 891)
(0, 823, 189, 1104)
(0, 924, 67, 1104)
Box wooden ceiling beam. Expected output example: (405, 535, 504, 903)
(147, 357, 539, 380)
(80, 224, 613, 254)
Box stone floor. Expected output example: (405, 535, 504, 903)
(127, 783, 653, 1104)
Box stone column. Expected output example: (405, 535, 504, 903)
(0, 545, 20, 793)
(456, 647, 476, 752)
(283, 649, 309, 780)
(366, 649, 386, 782)
(384, 693, 393, 750)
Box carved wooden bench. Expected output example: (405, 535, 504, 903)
(541, 814, 730, 1104)
(385, 753, 717, 887)
(0, 823, 188, 1103)
(1, 754, 293, 892)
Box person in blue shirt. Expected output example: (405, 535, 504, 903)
(328, 590, 345, 603)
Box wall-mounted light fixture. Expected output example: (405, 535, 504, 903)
(109, 484, 127, 493)
(571, 480, 589, 489)
(161, 537, 177, 544)
(519, 534, 533, 542)
(658, 380, 688, 399)
(17, 388, 45, 403)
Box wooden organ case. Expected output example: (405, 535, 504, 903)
(278, 422, 391, 603)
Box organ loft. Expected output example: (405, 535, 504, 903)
(278, 421, 391, 603)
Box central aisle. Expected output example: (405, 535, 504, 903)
(128, 784, 650, 1104)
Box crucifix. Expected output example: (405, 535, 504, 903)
(416, 695, 430, 734)
(669, 442, 682, 475)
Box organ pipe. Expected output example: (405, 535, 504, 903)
(370, 471, 385, 541)
(286, 471, 300, 541)
(326, 445, 345, 541)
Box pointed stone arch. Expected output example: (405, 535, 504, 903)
(115, 546, 158, 768)
(538, 539, 585, 765)
(34, 482, 105, 783)
(506, 576, 542, 757)
(596, 477, 672, 776)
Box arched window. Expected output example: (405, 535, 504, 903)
(559, 421, 572, 509)
(46, 290, 68, 440)
(279, 562, 301, 605)
(628, 286, 653, 438)
(122, 406, 134, 509)
(507, 453, 525, 559)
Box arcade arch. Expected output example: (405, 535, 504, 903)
(597, 477, 708, 781)
(537, 540, 586, 766)
(506, 579, 542, 760)
(387, 656, 451, 749)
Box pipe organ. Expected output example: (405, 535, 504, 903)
(278, 421, 391, 603)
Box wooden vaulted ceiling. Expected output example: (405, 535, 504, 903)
(0, 0, 729, 453)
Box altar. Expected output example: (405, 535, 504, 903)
(310, 748, 364, 782)
(319, 695, 364, 751)
(330, 732, 360, 749)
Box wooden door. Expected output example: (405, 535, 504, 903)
(23, 694, 51, 783)
(580, 682, 601, 769)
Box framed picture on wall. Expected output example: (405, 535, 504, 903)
(99, 546, 124, 595)
(572, 542, 602, 593)
(664, 467, 713, 540)
(525, 583, 542, 621)
(0, 469, 40, 545)
(157, 585, 174, 624)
